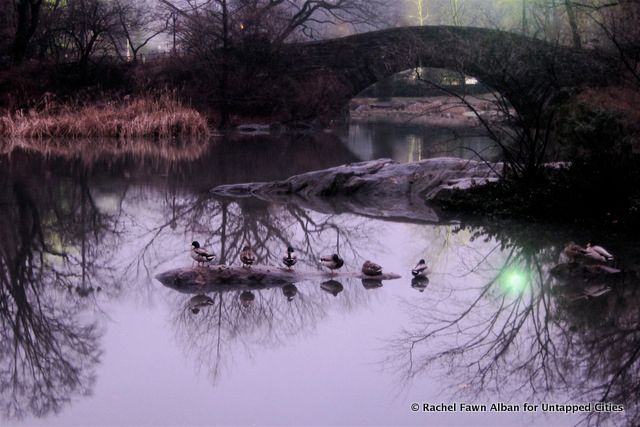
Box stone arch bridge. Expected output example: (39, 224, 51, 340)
(281, 26, 616, 118)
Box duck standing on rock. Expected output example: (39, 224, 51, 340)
(240, 245, 257, 268)
(320, 254, 344, 276)
(191, 241, 216, 267)
(586, 242, 614, 263)
(362, 260, 382, 276)
(561, 242, 588, 263)
(282, 246, 297, 271)
(412, 259, 430, 277)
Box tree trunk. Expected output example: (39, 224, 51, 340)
(564, 0, 581, 48)
(218, 0, 231, 129)
(11, 0, 43, 64)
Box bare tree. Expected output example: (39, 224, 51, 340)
(575, 0, 640, 84)
(48, 0, 121, 68)
(159, 0, 386, 127)
(112, 0, 169, 62)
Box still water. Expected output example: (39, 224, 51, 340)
(0, 122, 636, 426)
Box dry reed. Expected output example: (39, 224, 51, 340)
(0, 92, 209, 139)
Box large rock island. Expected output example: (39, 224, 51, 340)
(212, 158, 502, 222)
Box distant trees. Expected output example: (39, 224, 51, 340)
(2, 0, 169, 66)
(577, 0, 640, 84)
(50, 0, 122, 68)
(160, 0, 386, 51)
(400, 0, 631, 50)
(112, 0, 169, 63)
(156, 0, 386, 127)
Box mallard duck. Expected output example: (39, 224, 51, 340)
(282, 246, 297, 271)
(362, 260, 382, 276)
(282, 284, 298, 301)
(320, 279, 344, 296)
(191, 241, 216, 267)
(586, 242, 614, 262)
(561, 242, 588, 263)
(320, 254, 344, 275)
(240, 245, 256, 268)
(411, 259, 429, 277)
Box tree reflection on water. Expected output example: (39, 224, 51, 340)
(0, 173, 106, 420)
(8, 132, 638, 426)
(0, 135, 375, 419)
(171, 276, 382, 385)
(387, 222, 639, 426)
(159, 197, 380, 385)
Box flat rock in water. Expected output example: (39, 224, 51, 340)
(211, 158, 502, 223)
(156, 264, 401, 294)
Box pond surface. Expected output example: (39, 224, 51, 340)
(0, 121, 636, 427)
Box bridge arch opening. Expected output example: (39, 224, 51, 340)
(346, 67, 511, 163)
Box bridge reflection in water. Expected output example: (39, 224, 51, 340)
(0, 131, 635, 427)
(345, 121, 501, 163)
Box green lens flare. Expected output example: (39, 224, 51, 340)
(501, 269, 527, 294)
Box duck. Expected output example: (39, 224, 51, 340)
(411, 259, 430, 277)
(191, 241, 216, 267)
(361, 260, 382, 276)
(320, 253, 344, 275)
(561, 242, 588, 263)
(586, 242, 614, 262)
(282, 246, 297, 271)
(240, 245, 256, 268)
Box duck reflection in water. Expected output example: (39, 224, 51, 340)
(282, 246, 298, 271)
(320, 279, 344, 296)
(282, 284, 298, 301)
(239, 290, 255, 307)
(187, 294, 215, 314)
(411, 276, 429, 292)
(362, 278, 383, 289)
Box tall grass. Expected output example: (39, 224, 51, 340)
(0, 92, 209, 139)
